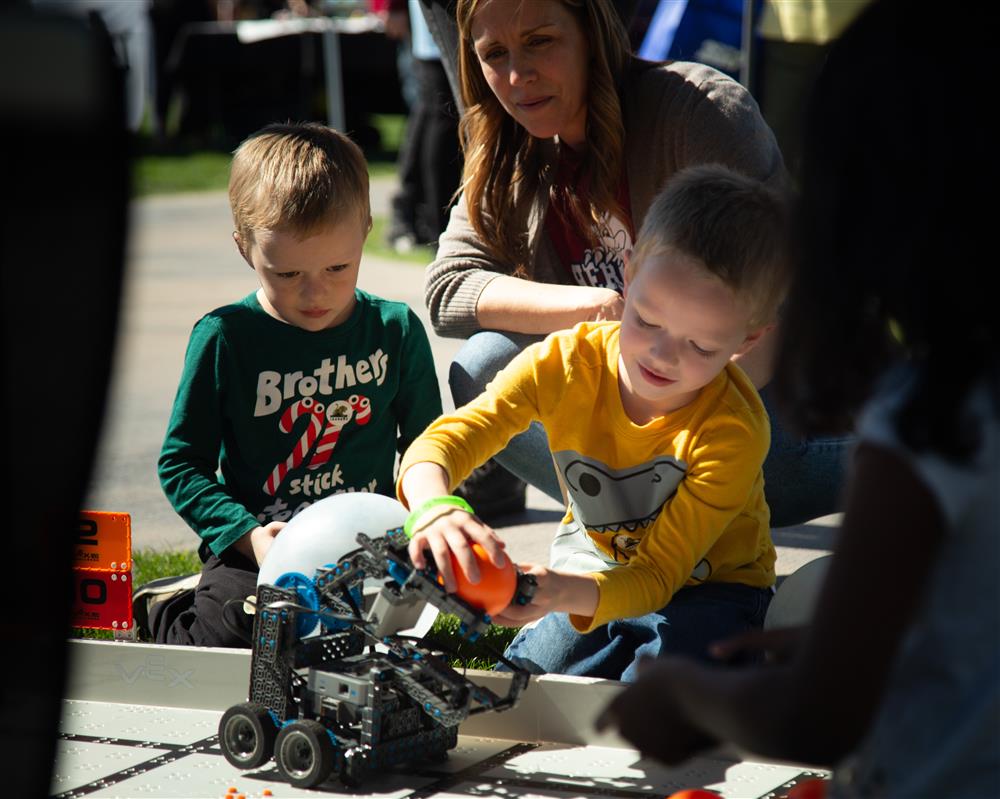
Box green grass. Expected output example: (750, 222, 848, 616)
(132, 151, 233, 197)
(132, 548, 203, 587)
(131, 148, 432, 265)
(422, 613, 520, 671)
(368, 113, 407, 157)
(75, 548, 516, 666)
(129, 114, 432, 266)
(131, 112, 406, 197)
(365, 215, 437, 264)
(132, 151, 398, 197)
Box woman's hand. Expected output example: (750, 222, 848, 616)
(579, 286, 625, 323)
(491, 564, 599, 626)
(407, 509, 508, 593)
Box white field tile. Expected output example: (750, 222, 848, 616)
(60, 699, 219, 745)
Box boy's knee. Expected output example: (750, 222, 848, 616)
(155, 554, 257, 647)
(160, 590, 254, 648)
(449, 331, 539, 404)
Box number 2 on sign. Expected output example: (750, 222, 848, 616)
(74, 511, 131, 571)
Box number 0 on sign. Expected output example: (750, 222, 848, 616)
(71, 512, 133, 631)
(71, 570, 133, 630)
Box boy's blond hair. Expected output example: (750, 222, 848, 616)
(229, 122, 371, 245)
(629, 165, 790, 327)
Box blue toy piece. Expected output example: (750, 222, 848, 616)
(218, 527, 536, 789)
(272, 572, 320, 638)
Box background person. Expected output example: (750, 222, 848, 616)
(384, 0, 463, 253)
(752, 0, 872, 183)
(596, 3, 999, 795)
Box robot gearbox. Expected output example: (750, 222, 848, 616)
(218, 527, 536, 789)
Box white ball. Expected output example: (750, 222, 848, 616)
(258, 493, 407, 587)
(256, 493, 438, 638)
(764, 555, 832, 630)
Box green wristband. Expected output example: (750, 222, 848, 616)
(404, 495, 475, 538)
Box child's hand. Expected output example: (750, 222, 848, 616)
(407, 510, 507, 594)
(709, 625, 805, 665)
(248, 521, 287, 566)
(491, 563, 557, 626)
(491, 564, 599, 627)
(594, 656, 716, 763)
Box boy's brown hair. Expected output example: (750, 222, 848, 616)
(229, 122, 371, 245)
(629, 164, 791, 326)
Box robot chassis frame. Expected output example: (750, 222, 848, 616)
(218, 528, 536, 789)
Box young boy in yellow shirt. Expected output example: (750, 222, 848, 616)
(397, 164, 790, 680)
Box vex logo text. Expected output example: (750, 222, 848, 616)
(114, 655, 194, 688)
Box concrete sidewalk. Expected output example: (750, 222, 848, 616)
(85, 180, 835, 577)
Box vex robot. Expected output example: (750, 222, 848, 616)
(218, 528, 535, 789)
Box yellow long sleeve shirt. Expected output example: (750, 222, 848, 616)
(398, 323, 776, 632)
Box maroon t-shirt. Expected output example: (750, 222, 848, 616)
(545, 147, 634, 294)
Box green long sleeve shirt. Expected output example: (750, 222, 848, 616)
(159, 290, 442, 556)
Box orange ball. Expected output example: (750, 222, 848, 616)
(442, 543, 516, 616)
(666, 790, 720, 799)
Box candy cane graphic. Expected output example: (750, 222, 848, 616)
(263, 397, 326, 495)
(307, 399, 352, 470)
(352, 394, 372, 426)
(307, 394, 371, 470)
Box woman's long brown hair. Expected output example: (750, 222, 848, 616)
(455, 0, 631, 273)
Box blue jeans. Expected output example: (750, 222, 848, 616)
(449, 330, 852, 527)
(498, 582, 773, 681)
(758, 385, 852, 527)
(449, 331, 563, 502)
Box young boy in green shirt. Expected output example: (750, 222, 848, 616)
(146, 123, 441, 646)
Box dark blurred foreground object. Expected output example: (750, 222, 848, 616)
(751, 0, 873, 182)
(0, 5, 128, 797)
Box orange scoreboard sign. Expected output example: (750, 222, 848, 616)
(72, 511, 133, 633)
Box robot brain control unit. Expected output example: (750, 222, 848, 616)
(217, 494, 536, 790)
